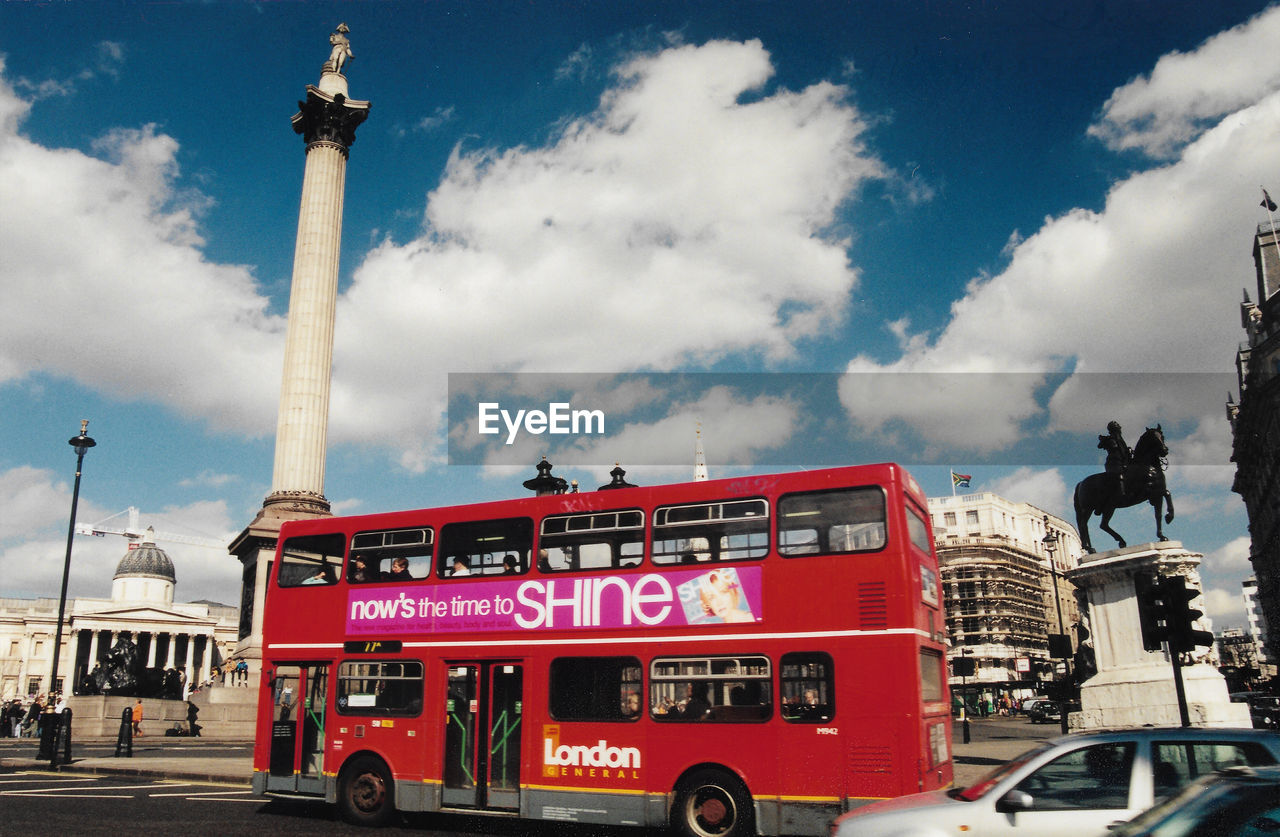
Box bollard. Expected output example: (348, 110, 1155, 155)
(36, 709, 57, 761)
(55, 708, 72, 766)
(42, 708, 73, 768)
(114, 707, 133, 757)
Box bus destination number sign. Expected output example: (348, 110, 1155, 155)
(343, 640, 402, 654)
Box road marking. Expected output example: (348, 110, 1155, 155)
(6, 782, 195, 793)
(149, 789, 253, 797)
(0, 776, 97, 784)
(2, 792, 134, 798)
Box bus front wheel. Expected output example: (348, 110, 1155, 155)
(673, 768, 754, 837)
(338, 755, 396, 827)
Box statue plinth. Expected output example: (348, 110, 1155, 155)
(1066, 541, 1249, 729)
(317, 69, 348, 98)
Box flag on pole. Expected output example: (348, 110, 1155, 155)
(951, 470, 972, 489)
(1263, 187, 1277, 212)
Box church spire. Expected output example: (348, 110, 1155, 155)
(693, 424, 708, 482)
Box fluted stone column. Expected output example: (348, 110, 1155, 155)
(229, 42, 369, 678)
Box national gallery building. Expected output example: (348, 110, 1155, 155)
(0, 534, 238, 700)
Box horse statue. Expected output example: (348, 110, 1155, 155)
(1073, 424, 1174, 553)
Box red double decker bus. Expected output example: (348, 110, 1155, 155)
(252, 463, 952, 835)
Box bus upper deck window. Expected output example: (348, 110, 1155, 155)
(277, 534, 345, 587)
(778, 488, 886, 557)
(539, 510, 645, 572)
(651, 499, 769, 565)
(439, 517, 533, 578)
(349, 528, 434, 583)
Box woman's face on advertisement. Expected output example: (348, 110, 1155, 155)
(705, 574, 737, 616)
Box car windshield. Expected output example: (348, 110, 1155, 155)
(954, 743, 1054, 802)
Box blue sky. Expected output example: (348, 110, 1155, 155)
(1, 1, 1275, 631)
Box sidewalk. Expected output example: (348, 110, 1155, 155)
(0, 737, 252, 786)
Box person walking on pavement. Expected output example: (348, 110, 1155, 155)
(23, 695, 42, 737)
(131, 698, 144, 736)
(186, 700, 201, 737)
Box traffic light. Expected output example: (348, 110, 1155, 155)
(1160, 574, 1214, 653)
(951, 657, 976, 677)
(1134, 572, 1170, 651)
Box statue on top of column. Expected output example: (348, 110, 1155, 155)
(324, 23, 353, 75)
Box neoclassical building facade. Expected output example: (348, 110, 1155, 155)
(929, 492, 1084, 700)
(0, 535, 238, 699)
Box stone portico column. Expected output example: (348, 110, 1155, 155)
(202, 634, 214, 684)
(182, 634, 195, 685)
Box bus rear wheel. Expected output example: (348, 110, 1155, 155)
(673, 768, 754, 837)
(338, 755, 396, 827)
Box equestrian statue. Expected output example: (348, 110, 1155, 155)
(1073, 421, 1174, 553)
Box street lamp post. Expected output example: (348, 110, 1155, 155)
(1042, 518, 1070, 733)
(50, 421, 95, 701)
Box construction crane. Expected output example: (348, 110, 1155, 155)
(76, 506, 227, 550)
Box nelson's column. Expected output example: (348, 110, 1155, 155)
(229, 24, 369, 679)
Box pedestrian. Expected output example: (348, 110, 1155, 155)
(236, 658, 248, 686)
(7, 699, 21, 737)
(131, 698, 144, 736)
(23, 696, 43, 737)
(186, 700, 201, 737)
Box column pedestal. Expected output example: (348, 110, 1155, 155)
(1066, 541, 1249, 728)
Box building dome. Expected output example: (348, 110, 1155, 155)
(114, 539, 176, 583)
(111, 528, 176, 606)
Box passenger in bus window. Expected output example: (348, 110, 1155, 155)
(348, 555, 378, 584)
(301, 565, 336, 585)
(384, 556, 414, 582)
(680, 682, 711, 720)
(502, 554, 520, 575)
(621, 690, 640, 719)
(451, 558, 471, 577)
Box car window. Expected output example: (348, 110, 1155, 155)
(1152, 742, 1279, 802)
(1013, 742, 1135, 810)
(1227, 799, 1280, 837)
(956, 744, 1053, 801)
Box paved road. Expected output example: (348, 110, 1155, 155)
(0, 716, 1054, 835)
(952, 714, 1057, 786)
(0, 770, 647, 837)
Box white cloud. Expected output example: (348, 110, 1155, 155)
(0, 58, 284, 434)
(1203, 586, 1247, 629)
(333, 40, 884, 468)
(0, 472, 240, 604)
(841, 80, 1280, 457)
(1089, 5, 1280, 157)
(0, 466, 71, 540)
(1205, 535, 1253, 574)
(985, 467, 1071, 519)
(555, 386, 800, 469)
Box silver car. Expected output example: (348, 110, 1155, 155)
(829, 727, 1280, 837)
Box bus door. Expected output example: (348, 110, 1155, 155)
(266, 662, 330, 796)
(442, 662, 523, 810)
